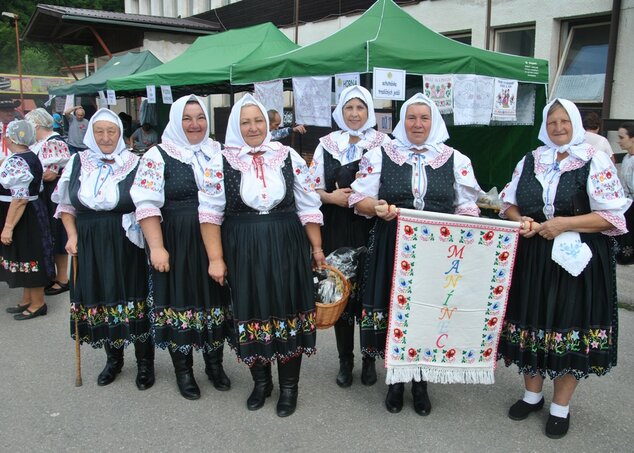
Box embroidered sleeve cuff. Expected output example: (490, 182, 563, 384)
(10, 188, 30, 199)
(299, 212, 324, 226)
(348, 192, 368, 207)
(455, 205, 481, 217)
(498, 202, 513, 219)
(136, 207, 162, 222)
(54, 203, 76, 219)
(595, 210, 627, 236)
(199, 211, 223, 225)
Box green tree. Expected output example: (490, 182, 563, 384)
(0, 0, 124, 76)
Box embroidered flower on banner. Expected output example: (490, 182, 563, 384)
(481, 347, 493, 361)
(401, 242, 416, 258)
(495, 268, 507, 283)
(462, 349, 477, 364)
(422, 348, 436, 362)
(479, 230, 495, 246)
(492, 285, 505, 299)
(498, 234, 513, 249)
(442, 348, 457, 363)
(419, 226, 434, 241)
(460, 229, 475, 244)
(399, 260, 413, 276)
(407, 347, 420, 362)
(393, 328, 404, 343)
(439, 226, 453, 242)
(397, 294, 408, 307)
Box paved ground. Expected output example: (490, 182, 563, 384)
(1, 265, 633, 452)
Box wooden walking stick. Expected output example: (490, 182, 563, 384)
(73, 255, 82, 387)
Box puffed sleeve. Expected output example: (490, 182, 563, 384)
(131, 146, 166, 221)
(349, 147, 383, 217)
(52, 153, 77, 218)
(452, 149, 481, 216)
(311, 143, 326, 190)
(289, 148, 323, 225)
(196, 152, 226, 225)
(587, 152, 632, 235)
(498, 156, 527, 219)
(40, 139, 71, 174)
(0, 155, 33, 200)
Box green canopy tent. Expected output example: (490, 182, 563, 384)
(49, 50, 163, 96)
(107, 22, 300, 97)
(231, 0, 550, 190)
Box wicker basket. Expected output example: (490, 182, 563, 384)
(314, 264, 351, 330)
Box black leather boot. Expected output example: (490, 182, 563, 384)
(385, 383, 405, 413)
(361, 356, 377, 386)
(246, 362, 273, 411)
(334, 318, 354, 387)
(412, 380, 432, 416)
(203, 346, 231, 391)
(97, 343, 124, 386)
(169, 349, 200, 400)
(277, 355, 302, 417)
(134, 340, 155, 391)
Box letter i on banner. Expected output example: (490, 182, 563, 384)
(146, 85, 156, 104)
(106, 90, 117, 106)
(160, 85, 173, 104)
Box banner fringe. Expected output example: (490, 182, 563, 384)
(386, 366, 495, 385)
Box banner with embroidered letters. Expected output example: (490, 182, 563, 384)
(385, 209, 520, 385)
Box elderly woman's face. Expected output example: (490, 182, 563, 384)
(240, 105, 267, 147)
(404, 103, 432, 146)
(343, 98, 368, 131)
(182, 102, 207, 145)
(93, 120, 121, 154)
(617, 128, 634, 152)
(546, 107, 573, 146)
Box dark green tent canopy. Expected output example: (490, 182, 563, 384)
(49, 51, 162, 96)
(107, 22, 299, 96)
(231, 0, 548, 84)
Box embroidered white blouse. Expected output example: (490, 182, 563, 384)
(0, 154, 36, 199)
(31, 134, 71, 174)
(312, 129, 391, 190)
(499, 146, 631, 235)
(130, 141, 223, 222)
(197, 143, 323, 226)
(53, 151, 140, 217)
(349, 141, 481, 217)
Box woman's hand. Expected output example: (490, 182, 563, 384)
(150, 247, 170, 272)
(65, 234, 78, 255)
(328, 188, 353, 208)
(208, 258, 227, 285)
(375, 200, 398, 221)
(312, 250, 326, 269)
(539, 217, 568, 240)
(1, 226, 13, 245)
(518, 215, 541, 239)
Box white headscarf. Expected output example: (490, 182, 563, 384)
(82, 108, 127, 167)
(538, 98, 591, 161)
(332, 85, 376, 137)
(224, 93, 273, 154)
(392, 93, 449, 152)
(161, 94, 219, 159)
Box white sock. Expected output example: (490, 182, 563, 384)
(550, 402, 570, 418)
(522, 390, 543, 405)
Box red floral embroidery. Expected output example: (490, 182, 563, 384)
(408, 348, 417, 358)
(404, 225, 414, 235)
(484, 231, 495, 241)
(483, 348, 493, 358)
(446, 348, 456, 359)
(400, 260, 411, 271)
(393, 328, 403, 339)
(397, 295, 407, 306)
(499, 251, 509, 261)
(440, 226, 451, 237)
(487, 317, 498, 327)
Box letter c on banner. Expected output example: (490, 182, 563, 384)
(436, 334, 448, 348)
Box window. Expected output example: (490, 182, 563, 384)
(444, 31, 472, 46)
(494, 26, 535, 57)
(552, 21, 610, 103)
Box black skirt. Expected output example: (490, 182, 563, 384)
(149, 206, 232, 353)
(42, 179, 67, 255)
(222, 212, 316, 366)
(70, 210, 149, 348)
(0, 199, 53, 288)
(615, 204, 634, 264)
(497, 233, 618, 379)
(358, 218, 397, 359)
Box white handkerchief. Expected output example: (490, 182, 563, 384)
(122, 213, 145, 249)
(551, 231, 592, 277)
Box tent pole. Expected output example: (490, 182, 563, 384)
(294, 0, 299, 44)
(485, 0, 492, 50)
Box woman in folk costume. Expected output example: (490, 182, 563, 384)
(312, 85, 390, 388)
(498, 99, 630, 439)
(350, 93, 481, 415)
(53, 109, 153, 389)
(131, 95, 231, 400)
(25, 108, 71, 296)
(199, 94, 325, 417)
(1, 120, 54, 319)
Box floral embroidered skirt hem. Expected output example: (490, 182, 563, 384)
(70, 210, 149, 347)
(151, 207, 232, 353)
(0, 200, 54, 288)
(222, 212, 317, 367)
(359, 219, 396, 360)
(497, 233, 618, 380)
